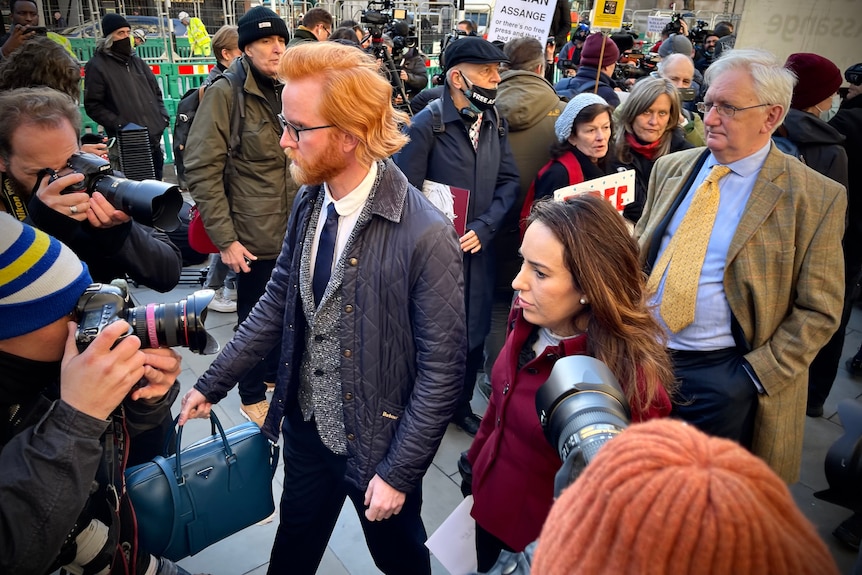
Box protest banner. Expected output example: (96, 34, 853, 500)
(486, 0, 556, 44)
(647, 15, 672, 34)
(553, 169, 635, 213)
(591, 0, 626, 30)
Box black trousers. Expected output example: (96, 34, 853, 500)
(236, 258, 279, 405)
(267, 407, 431, 575)
(808, 268, 860, 408)
(455, 345, 485, 419)
(670, 347, 758, 448)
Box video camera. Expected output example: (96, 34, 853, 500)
(688, 19, 710, 46)
(361, 0, 414, 112)
(613, 49, 659, 82)
(361, 0, 410, 53)
(662, 13, 685, 36)
(50, 152, 183, 232)
(75, 279, 219, 355)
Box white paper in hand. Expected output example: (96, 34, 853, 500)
(425, 495, 477, 575)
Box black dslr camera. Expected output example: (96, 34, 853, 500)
(75, 279, 219, 354)
(55, 152, 183, 232)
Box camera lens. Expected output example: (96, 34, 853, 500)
(92, 176, 183, 232)
(126, 289, 219, 354)
(536, 356, 630, 464)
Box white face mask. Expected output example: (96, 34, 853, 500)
(816, 94, 840, 123)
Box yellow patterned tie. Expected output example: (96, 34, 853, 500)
(647, 164, 733, 333)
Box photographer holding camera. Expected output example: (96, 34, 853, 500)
(0, 87, 182, 294)
(465, 196, 674, 571)
(386, 21, 428, 99)
(0, 0, 44, 60)
(0, 214, 190, 575)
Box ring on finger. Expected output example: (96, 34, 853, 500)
(69, 204, 78, 214)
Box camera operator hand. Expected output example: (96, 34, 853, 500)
(130, 347, 183, 402)
(34, 170, 89, 222)
(178, 388, 213, 424)
(86, 191, 131, 229)
(399, 69, 409, 82)
(221, 240, 257, 273)
(60, 320, 147, 421)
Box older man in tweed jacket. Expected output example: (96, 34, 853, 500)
(636, 49, 846, 483)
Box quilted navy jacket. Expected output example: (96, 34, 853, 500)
(194, 159, 467, 492)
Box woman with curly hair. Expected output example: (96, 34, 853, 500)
(466, 194, 676, 571)
(610, 76, 693, 223)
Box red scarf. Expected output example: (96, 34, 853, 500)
(625, 132, 663, 161)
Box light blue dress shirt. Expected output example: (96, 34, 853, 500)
(650, 141, 772, 351)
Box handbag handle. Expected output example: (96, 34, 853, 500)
(170, 412, 235, 483)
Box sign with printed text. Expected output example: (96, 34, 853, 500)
(590, 0, 627, 30)
(486, 0, 556, 45)
(647, 15, 672, 34)
(554, 169, 635, 213)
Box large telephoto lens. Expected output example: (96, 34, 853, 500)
(93, 176, 183, 232)
(536, 356, 630, 465)
(126, 290, 220, 355)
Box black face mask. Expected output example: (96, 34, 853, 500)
(111, 36, 132, 57)
(458, 71, 498, 113)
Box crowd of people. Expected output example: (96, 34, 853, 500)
(1, 2, 862, 574)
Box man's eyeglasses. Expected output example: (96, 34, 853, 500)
(277, 114, 334, 141)
(696, 102, 772, 118)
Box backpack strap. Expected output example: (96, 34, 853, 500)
(519, 152, 584, 237)
(555, 150, 583, 184)
(221, 65, 247, 159)
(428, 97, 505, 138)
(428, 97, 445, 135)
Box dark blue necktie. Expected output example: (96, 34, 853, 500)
(312, 202, 338, 307)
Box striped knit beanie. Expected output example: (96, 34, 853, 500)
(0, 213, 91, 339)
(532, 419, 839, 575)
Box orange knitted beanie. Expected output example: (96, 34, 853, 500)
(532, 419, 839, 575)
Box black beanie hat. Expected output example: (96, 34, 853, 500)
(237, 7, 290, 51)
(102, 13, 131, 36)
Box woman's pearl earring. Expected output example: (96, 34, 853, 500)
(579, 297, 588, 305)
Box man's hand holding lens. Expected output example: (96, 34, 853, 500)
(86, 191, 131, 229)
(130, 347, 183, 402)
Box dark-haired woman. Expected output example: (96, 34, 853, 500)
(467, 195, 675, 571)
(610, 76, 693, 223)
(529, 93, 614, 207)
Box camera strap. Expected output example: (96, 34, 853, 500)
(1, 175, 28, 222)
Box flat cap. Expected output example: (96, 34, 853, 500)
(443, 36, 508, 71)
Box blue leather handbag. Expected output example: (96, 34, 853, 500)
(125, 412, 279, 561)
